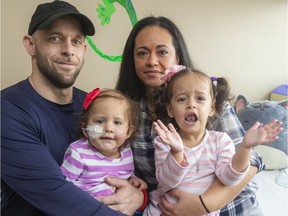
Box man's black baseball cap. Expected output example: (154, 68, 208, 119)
(28, 0, 95, 36)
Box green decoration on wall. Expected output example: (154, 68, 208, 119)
(86, 0, 138, 62)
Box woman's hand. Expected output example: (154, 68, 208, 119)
(159, 189, 206, 216)
(160, 165, 258, 216)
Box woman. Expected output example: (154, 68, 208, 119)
(116, 16, 264, 216)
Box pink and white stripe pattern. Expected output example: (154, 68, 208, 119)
(144, 130, 249, 216)
(61, 138, 134, 198)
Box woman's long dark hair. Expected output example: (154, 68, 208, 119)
(115, 16, 194, 102)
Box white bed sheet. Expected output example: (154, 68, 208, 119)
(252, 170, 288, 216)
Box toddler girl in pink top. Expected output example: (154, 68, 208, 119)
(61, 88, 147, 198)
(143, 66, 282, 216)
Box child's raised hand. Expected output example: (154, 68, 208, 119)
(153, 119, 183, 153)
(242, 119, 283, 148)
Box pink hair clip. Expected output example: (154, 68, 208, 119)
(83, 88, 101, 110)
(160, 65, 186, 83)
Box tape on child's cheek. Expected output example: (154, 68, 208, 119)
(87, 132, 101, 139)
(86, 125, 104, 139)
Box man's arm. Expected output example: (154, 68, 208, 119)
(1, 100, 125, 216)
(1, 139, 126, 216)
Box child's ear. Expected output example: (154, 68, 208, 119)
(81, 123, 89, 138)
(126, 126, 134, 139)
(166, 104, 174, 118)
(209, 101, 216, 117)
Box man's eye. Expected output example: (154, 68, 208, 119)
(49, 36, 61, 42)
(73, 39, 83, 46)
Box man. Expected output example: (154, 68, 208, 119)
(1, 1, 144, 215)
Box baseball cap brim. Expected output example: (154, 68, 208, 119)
(36, 12, 95, 36)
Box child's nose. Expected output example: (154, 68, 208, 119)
(187, 99, 196, 109)
(104, 122, 114, 133)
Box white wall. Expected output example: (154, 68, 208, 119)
(1, 0, 287, 101)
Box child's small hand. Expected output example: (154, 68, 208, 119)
(242, 119, 283, 148)
(153, 119, 183, 153)
(128, 176, 147, 190)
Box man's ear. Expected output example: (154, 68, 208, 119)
(22, 35, 36, 56)
(84, 43, 87, 53)
(166, 104, 174, 118)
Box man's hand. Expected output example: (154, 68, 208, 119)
(97, 177, 144, 216)
(159, 189, 206, 216)
(128, 176, 147, 190)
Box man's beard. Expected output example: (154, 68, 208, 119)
(35, 49, 82, 88)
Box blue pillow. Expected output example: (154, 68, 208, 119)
(235, 95, 288, 170)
